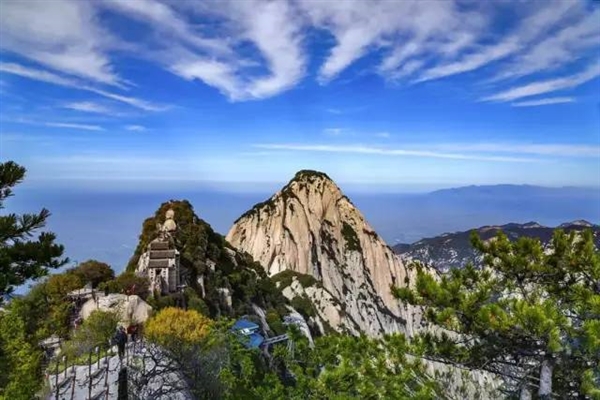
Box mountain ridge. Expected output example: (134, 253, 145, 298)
(226, 170, 423, 337)
(394, 220, 600, 272)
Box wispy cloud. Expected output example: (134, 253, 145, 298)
(0, 0, 598, 105)
(0, 62, 166, 111)
(375, 132, 391, 139)
(511, 97, 575, 107)
(104, 0, 306, 101)
(63, 101, 115, 115)
(431, 142, 599, 157)
(44, 122, 104, 131)
(492, 8, 600, 81)
(125, 125, 146, 132)
(0, 0, 122, 86)
(323, 128, 343, 135)
(7, 117, 104, 131)
(482, 60, 600, 102)
(254, 144, 540, 163)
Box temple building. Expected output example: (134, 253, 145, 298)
(136, 209, 181, 294)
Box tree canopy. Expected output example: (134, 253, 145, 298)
(0, 161, 68, 302)
(70, 260, 115, 288)
(394, 229, 600, 399)
(145, 307, 213, 347)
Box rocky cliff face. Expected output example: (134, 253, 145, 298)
(226, 170, 423, 337)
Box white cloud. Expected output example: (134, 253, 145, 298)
(0, 0, 597, 105)
(63, 101, 113, 114)
(482, 60, 600, 102)
(415, 1, 581, 82)
(0, 62, 166, 111)
(0, 0, 121, 86)
(254, 144, 539, 163)
(105, 0, 306, 101)
(125, 125, 147, 132)
(6, 117, 104, 131)
(492, 9, 600, 81)
(431, 142, 599, 157)
(511, 97, 575, 107)
(299, 1, 478, 83)
(44, 122, 104, 131)
(100, 0, 231, 56)
(416, 39, 520, 82)
(0, 62, 80, 87)
(323, 128, 343, 135)
(375, 132, 391, 139)
(87, 88, 167, 112)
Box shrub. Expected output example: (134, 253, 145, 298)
(145, 307, 212, 347)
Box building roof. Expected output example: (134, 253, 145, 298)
(148, 259, 171, 268)
(232, 318, 260, 332)
(245, 333, 264, 349)
(149, 241, 169, 251)
(150, 250, 176, 259)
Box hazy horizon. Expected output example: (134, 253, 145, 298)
(7, 182, 599, 283)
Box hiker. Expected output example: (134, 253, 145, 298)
(113, 326, 127, 360)
(127, 324, 138, 342)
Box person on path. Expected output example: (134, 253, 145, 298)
(113, 326, 127, 360)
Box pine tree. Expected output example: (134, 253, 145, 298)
(394, 229, 600, 399)
(0, 161, 68, 302)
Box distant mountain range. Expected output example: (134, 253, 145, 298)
(352, 184, 600, 245)
(393, 220, 600, 272)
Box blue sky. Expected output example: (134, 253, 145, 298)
(1, 0, 599, 191)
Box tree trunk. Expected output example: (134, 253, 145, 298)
(538, 357, 553, 399)
(519, 384, 532, 400)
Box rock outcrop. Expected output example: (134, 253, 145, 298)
(226, 170, 423, 336)
(80, 294, 153, 326)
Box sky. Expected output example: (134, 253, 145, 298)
(1, 0, 600, 191)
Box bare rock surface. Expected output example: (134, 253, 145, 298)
(227, 170, 424, 336)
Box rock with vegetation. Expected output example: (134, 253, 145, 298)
(127, 200, 290, 323)
(80, 293, 153, 326)
(227, 170, 425, 336)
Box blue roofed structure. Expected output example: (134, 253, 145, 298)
(245, 333, 265, 349)
(232, 318, 264, 348)
(232, 318, 260, 333)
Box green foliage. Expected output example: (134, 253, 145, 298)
(0, 310, 42, 400)
(0, 161, 68, 302)
(395, 229, 600, 398)
(184, 288, 211, 316)
(266, 310, 286, 335)
(271, 270, 319, 289)
(291, 295, 316, 318)
(69, 259, 115, 288)
(133, 309, 226, 399)
(100, 272, 150, 299)
(188, 296, 210, 316)
(147, 293, 177, 310)
(222, 330, 445, 399)
(64, 310, 120, 356)
(341, 222, 362, 253)
(44, 273, 84, 337)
